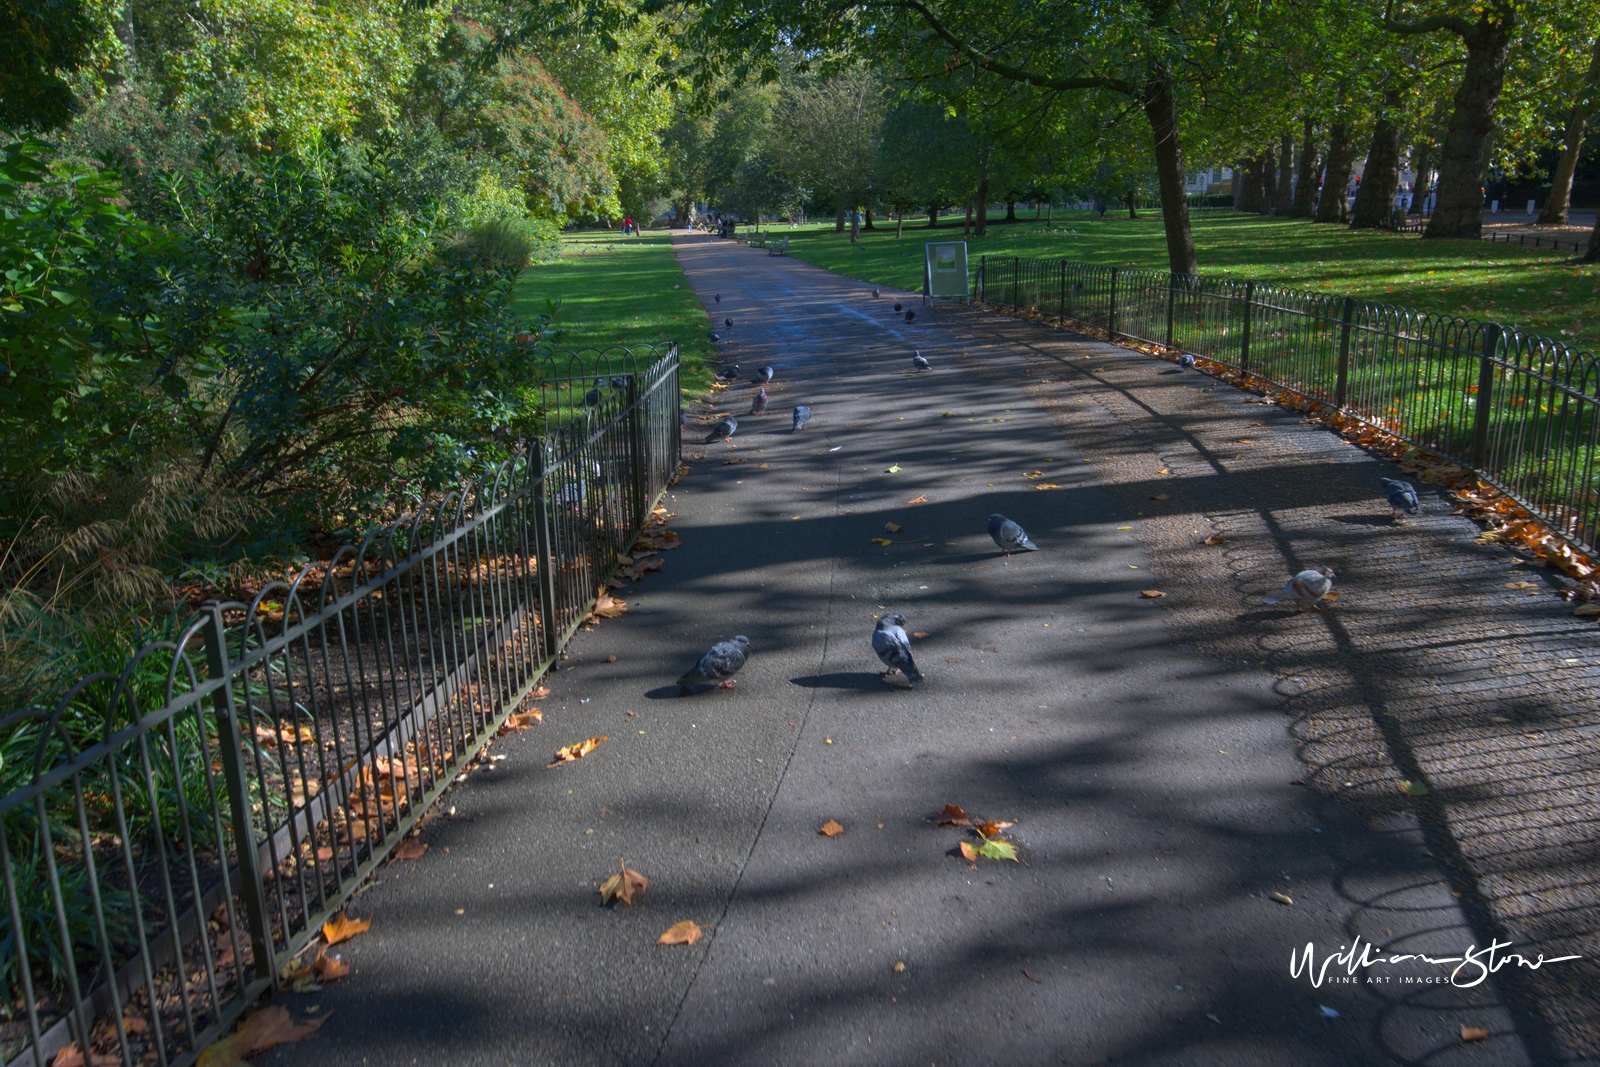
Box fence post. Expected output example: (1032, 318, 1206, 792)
(977, 256, 984, 303)
(1059, 261, 1066, 325)
(530, 441, 561, 661)
(1108, 267, 1119, 340)
(203, 605, 274, 986)
(626, 376, 646, 529)
(1239, 280, 1255, 373)
(1012, 257, 1020, 308)
(1165, 272, 1177, 349)
(1334, 296, 1355, 408)
(1471, 323, 1502, 469)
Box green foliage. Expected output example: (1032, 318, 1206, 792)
(0, 0, 100, 131)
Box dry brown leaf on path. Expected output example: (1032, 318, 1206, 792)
(1140, 590, 1166, 599)
(1573, 602, 1600, 617)
(549, 736, 607, 767)
(1034, 483, 1061, 490)
(885, 522, 904, 533)
(49, 1045, 119, 1067)
(600, 866, 649, 906)
(313, 948, 350, 981)
(1461, 1026, 1489, 1043)
(935, 803, 973, 827)
(905, 495, 928, 504)
(392, 839, 427, 861)
(1149, 494, 1170, 501)
(657, 920, 703, 946)
(197, 1006, 325, 1067)
(1204, 535, 1227, 546)
(819, 819, 844, 837)
(531, 686, 552, 699)
(958, 841, 979, 861)
(912, 631, 929, 638)
(1269, 891, 1294, 906)
(500, 709, 543, 733)
(588, 590, 627, 622)
(974, 819, 1014, 837)
(322, 910, 371, 945)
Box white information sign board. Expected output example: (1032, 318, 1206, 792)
(924, 241, 969, 301)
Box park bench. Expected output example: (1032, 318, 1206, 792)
(768, 234, 789, 256)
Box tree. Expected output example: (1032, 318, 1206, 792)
(1537, 33, 1600, 225)
(0, 0, 99, 131)
(773, 69, 885, 240)
(1350, 89, 1405, 228)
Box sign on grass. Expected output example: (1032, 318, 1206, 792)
(924, 241, 969, 300)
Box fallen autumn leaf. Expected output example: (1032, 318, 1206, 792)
(1269, 891, 1294, 906)
(549, 736, 607, 768)
(819, 819, 844, 837)
(600, 866, 649, 906)
(321, 910, 371, 945)
(935, 804, 973, 827)
(905, 495, 929, 504)
(657, 920, 703, 946)
(885, 522, 904, 533)
(1204, 535, 1227, 545)
(391, 839, 427, 861)
(1460, 1026, 1489, 1043)
(1140, 590, 1166, 598)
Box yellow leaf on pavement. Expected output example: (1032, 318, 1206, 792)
(657, 920, 703, 946)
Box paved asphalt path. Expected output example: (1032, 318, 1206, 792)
(263, 234, 1566, 1067)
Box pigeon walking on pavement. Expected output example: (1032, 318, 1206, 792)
(872, 286, 881, 299)
(1381, 478, 1420, 519)
(893, 302, 903, 312)
(1178, 354, 1196, 369)
(905, 310, 915, 323)
(912, 351, 931, 371)
(677, 636, 750, 693)
(710, 332, 721, 342)
(715, 293, 721, 303)
(792, 405, 812, 432)
(751, 366, 774, 385)
(750, 388, 768, 415)
(705, 416, 738, 443)
(872, 613, 923, 686)
(1263, 568, 1336, 612)
(717, 364, 741, 381)
(987, 514, 1039, 556)
(725, 317, 734, 329)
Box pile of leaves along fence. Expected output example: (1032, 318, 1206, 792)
(976, 256, 1600, 560)
(0, 344, 680, 1067)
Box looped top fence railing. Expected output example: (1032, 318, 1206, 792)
(976, 256, 1600, 559)
(0, 343, 680, 1067)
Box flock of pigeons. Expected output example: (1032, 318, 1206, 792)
(671, 288, 1428, 695)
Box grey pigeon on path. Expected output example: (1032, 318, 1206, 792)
(872, 612, 923, 686)
(1178, 354, 1196, 369)
(987, 514, 1039, 555)
(1381, 478, 1419, 519)
(717, 364, 740, 381)
(751, 366, 774, 384)
(705, 416, 737, 443)
(677, 636, 750, 692)
(905, 310, 915, 323)
(1263, 568, 1336, 612)
(725, 317, 734, 329)
(893, 302, 903, 312)
(710, 332, 721, 342)
(912, 351, 931, 371)
(583, 378, 605, 407)
(872, 287, 880, 299)
(792, 405, 812, 431)
(715, 293, 721, 303)
(750, 388, 768, 415)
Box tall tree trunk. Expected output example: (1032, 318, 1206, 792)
(1407, 142, 1433, 214)
(1125, 191, 1138, 219)
(1317, 123, 1355, 223)
(964, 199, 972, 236)
(1420, 16, 1514, 239)
(976, 170, 989, 236)
(1260, 144, 1277, 214)
(863, 208, 875, 230)
(1230, 164, 1242, 205)
(1139, 72, 1197, 274)
(1005, 199, 1017, 221)
(1351, 92, 1404, 229)
(1537, 34, 1600, 226)
(928, 204, 939, 228)
(850, 205, 860, 243)
(1046, 202, 1053, 224)
(1036, 202, 1042, 219)
(897, 208, 904, 239)
(1239, 156, 1266, 212)
(835, 205, 847, 232)
(1292, 117, 1319, 217)
(1274, 131, 1295, 215)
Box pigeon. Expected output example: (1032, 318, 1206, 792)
(705, 416, 737, 443)
(872, 612, 923, 686)
(1381, 478, 1420, 519)
(905, 310, 915, 323)
(710, 332, 721, 342)
(872, 287, 881, 299)
(679, 410, 688, 429)
(1178, 354, 1196, 369)
(677, 635, 750, 692)
(912, 351, 931, 371)
(792, 405, 811, 431)
(893, 302, 903, 312)
(716, 365, 741, 381)
(751, 366, 774, 384)
(725, 317, 734, 329)
(1263, 568, 1336, 612)
(750, 388, 768, 415)
(987, 513, 1039, 556)
(583, 377, 605, 407)
(610, 376, 628, 389)
(715, 293, 721, 303)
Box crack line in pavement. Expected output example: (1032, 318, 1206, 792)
(647, 431, 845, 1067)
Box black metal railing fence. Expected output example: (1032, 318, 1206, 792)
(977, 256, 1600, 558)
(0, 344, 681, 1067)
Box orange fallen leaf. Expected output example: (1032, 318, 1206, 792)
(587, 589, 627, 622)
(315, 845, 334, 862)
(49, 1045, 119, 1067)
(1204, 534, 1226, 545)
(531, 686, 552, 699)
(313, 949, 349, 981)
(958, 841, 979, 861)
(321, 910, 371, 945)
(392, 839, 427, 861)
(600, 866, 649, 905)
(905, 495, 929, 504)
(657, 920, 703, 946)
(935, 803, 973, 827)
(548, 736, 607, 767)
(197, 1005, 325, 1067)
(500, 709, 543, 732)
(819, 819, 844, 837)
(912, 631, 929, 638)
(974, 819, 1014, 836)
(1034, 483, 1061, 490)
(1460, 1026, 1489, 1043)
(1140, 590, 1166, 598)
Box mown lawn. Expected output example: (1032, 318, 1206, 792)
(513, 228, 717, 398)
(771, 209, 1600, 351)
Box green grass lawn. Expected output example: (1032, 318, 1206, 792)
(769, 209, 1600, 351)
(512, 228, 716, 398)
